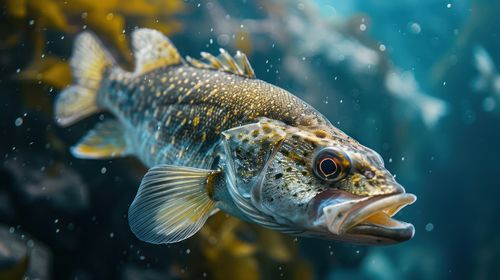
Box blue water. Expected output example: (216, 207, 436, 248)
(0, 0, 498, 279)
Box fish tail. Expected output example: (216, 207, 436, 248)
(54, 32, 115, 126)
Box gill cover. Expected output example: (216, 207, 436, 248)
(221, 118, 300, 234)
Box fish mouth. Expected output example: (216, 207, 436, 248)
(316, 192, 417, 244)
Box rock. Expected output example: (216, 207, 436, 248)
(0, 224, 52, 279)
(121, 265, 171, 280)
(3, 158, 89, 213)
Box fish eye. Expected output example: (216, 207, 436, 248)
(313, 147, 352, 182)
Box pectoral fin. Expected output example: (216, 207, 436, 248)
(128, 165, 219, 244)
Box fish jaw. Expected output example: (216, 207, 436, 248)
(310, 189, 417, 245)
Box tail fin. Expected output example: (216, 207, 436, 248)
(55, 32, 114, 126)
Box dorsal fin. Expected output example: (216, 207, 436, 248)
(186, 48, 256, 78)
(132, 28, 182, 75)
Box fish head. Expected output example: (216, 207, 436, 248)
(222, 118, 416, 245)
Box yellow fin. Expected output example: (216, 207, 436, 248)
(128, 165, 219, 244)
(55, 32, 115, 126)
(186, 48, 255, 78)
(132, 28, 182, 75)
(71, 120, 129, 159)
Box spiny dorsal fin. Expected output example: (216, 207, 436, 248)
(186, 48, 256, 78)
(128, 165, 219, 244)
(132, 28, 182, 75)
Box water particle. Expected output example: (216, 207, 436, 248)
(410, 22, 421, 34)
(15, 117, 23, 127)
(101, 167, 107, 174)
(106, 13, 114, 21)
(446, 3, 452, 8)
(379, 44, 386, 52)
(401, 156, 405, 161)
(359, 24, 367, 31)
(9, 227, 15, 234)
(139, 255, 145, 261)
(482, 97, 496, 112)
(425, 223, 434, 232)
(217, 34, 230, 46)
(339, 99, 343, 104)
(109, 232, 114, 238)
(29, 19, 35, 25)
(27, 240, 35, 248)
(186, 248, 191, 254)
(16, 68, 20, 73)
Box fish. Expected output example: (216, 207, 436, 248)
(55, 28, 416, 245)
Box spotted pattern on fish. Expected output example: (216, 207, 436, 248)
(97, 65, 348, 169)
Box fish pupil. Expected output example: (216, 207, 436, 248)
(320, 158, 337, 176)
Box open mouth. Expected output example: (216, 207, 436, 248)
(319, 192, 417, 244)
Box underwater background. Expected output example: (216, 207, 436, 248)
(0, 0, 499, 279)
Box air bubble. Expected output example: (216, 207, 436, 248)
(410, 22, 421, 34)
(425, 223, 434, 232)
(482, 97, 496, 112)
(15, 117, 23, 127)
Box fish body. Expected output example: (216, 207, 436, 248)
(55, 29, 416, 245)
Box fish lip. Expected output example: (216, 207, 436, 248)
(319, 192, 417, 243)
(346, 219, 415, 244)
